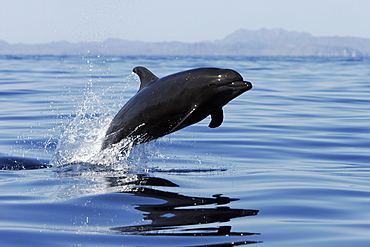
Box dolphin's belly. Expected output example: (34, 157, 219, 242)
(102, 104, 186, 148)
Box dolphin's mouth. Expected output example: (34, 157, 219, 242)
(224, 80, 253, 91)
(210, 80, 252, 92)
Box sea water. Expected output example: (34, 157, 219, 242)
(1, 55, 370, 246)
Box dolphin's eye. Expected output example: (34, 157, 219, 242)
(209, 83, 216, 88)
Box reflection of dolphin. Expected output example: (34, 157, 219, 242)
(120, 187, 258, 228)
(102, 67, 252, 149)
(108, 175, 260, 242)
(112, 187, 259, 236)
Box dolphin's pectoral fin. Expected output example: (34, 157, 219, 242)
(208, 108, 224, 128)
(133, 66, 159, 91)
(169, 105, 198, 133)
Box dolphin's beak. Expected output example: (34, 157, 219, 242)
(227, 80, 253, 91)
(217, 69, 252, 92)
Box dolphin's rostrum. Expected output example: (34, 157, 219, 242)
(101, 67, 252, 149)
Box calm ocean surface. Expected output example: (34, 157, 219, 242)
(1, 55, 369, 246)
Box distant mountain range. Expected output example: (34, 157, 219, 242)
(1, 28, 370, 56)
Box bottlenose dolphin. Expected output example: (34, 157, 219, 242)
(101, 67, 252, 149)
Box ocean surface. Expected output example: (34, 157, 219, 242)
(1, 55, 369, 246)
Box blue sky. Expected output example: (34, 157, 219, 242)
(1, 0, 370, 44)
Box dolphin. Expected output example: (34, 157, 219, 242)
(101, 67, 252, 149)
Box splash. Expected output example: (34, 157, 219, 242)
(50, 66, 147, 169)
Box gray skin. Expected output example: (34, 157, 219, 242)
(101, 66, 252, 150)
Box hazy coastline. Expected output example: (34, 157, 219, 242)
(1, 28, 370, 56)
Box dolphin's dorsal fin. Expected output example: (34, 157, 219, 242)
(133, 66, 159, 91)
(208, 108, 224, 128)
